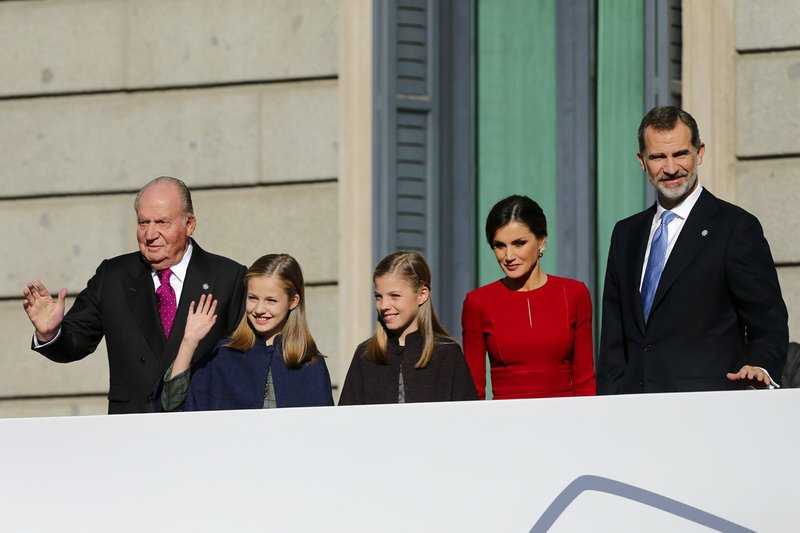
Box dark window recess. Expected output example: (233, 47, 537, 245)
(644, 0, 682, 208)
(645, 0, 682, 109)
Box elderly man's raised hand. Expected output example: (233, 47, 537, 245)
(22, 280, 67, 343)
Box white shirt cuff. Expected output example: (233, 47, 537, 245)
(753, 366, 779, 389)
(32, 328, 61, 348)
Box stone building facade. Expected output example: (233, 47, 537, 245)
(1, 0, 798, 417)
(0, 0, 361, 416)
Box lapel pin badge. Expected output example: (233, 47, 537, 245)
(701, 229, 708, 237)
(202, 283, 210, 290)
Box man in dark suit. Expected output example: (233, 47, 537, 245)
(23, 176, 246, 413)
(597, 106, 788, 394)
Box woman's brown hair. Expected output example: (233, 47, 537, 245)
(226, 254, 318, 368)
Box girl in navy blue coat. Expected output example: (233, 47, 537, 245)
(162, 253, 333, 411)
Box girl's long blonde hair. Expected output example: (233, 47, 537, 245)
(227, 254, 318, 368)
(365, 251, 451, 368)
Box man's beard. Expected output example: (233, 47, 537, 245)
(651, 171, 697, 202)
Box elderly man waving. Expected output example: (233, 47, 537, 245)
(23, 176, 245, 413)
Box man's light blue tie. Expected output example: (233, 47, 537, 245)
(641, 210, 677, 322)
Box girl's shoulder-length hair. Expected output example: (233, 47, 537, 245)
(364, 250, 452, 368)
(226, 253, 319, 368)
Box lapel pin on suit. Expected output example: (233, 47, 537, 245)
(701, 230, 709, 237)
(202, 283, 210, 290)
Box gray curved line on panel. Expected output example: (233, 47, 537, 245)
(530, 474, 755, 533)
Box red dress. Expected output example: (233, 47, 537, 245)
(461, 275, 596, 399)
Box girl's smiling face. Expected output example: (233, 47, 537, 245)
(374, 273, 428, 342)
(246, 275, 298, 344)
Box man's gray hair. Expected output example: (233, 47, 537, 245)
(133, 176, 194, 217)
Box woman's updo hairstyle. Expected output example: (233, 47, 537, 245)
(484, 194, 548, 246)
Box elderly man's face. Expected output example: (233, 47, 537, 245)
(136, 182, 195, 270)
(637, 122, 705, 209)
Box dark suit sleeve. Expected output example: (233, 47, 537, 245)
(220, 263, 246, 336)
(724, 213, 788, 382)
(597, 225, 627, 394)
(34, 261, 108, 363)
(571, 283, 596, 395)
(338, 347, 364, 405)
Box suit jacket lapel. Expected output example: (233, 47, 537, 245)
(123, 256, 166, 357)
(650, 189, 719, 315)
(629, 206, 656, 332)
(163, 242, 215, 359)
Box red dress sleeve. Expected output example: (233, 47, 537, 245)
(571, 283, 596, 395)
(461, 292, 488, 400)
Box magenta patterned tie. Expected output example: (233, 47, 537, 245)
(156, 268, 177, 337)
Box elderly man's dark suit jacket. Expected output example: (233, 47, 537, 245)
(34, 241, 246, 413)
(597, 188, 788, 394)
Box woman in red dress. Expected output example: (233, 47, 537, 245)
(461, 195, 596, 399)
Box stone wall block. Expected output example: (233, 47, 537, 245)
(0, 0, 338, 97)
(2, 195, 136, 298)
(190, 184, 339, 282)
(260, 80, 340, 181)
(0, 89, 262, 197)
(0, 299, 110, 398)
(0, 0, 125, 97)
(1, 81, 340, 197)
(127, 0, 338, 87)
(737, 159, 800, 263)
(303, 285, 341, 387)
(736, 52, 800, 157)
(735, 0, 800, 51)
(5, 182, 338, 298)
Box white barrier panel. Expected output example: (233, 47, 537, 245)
(0, 390, 797, 532)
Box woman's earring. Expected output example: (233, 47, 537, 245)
(538, 248, 544, 258)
